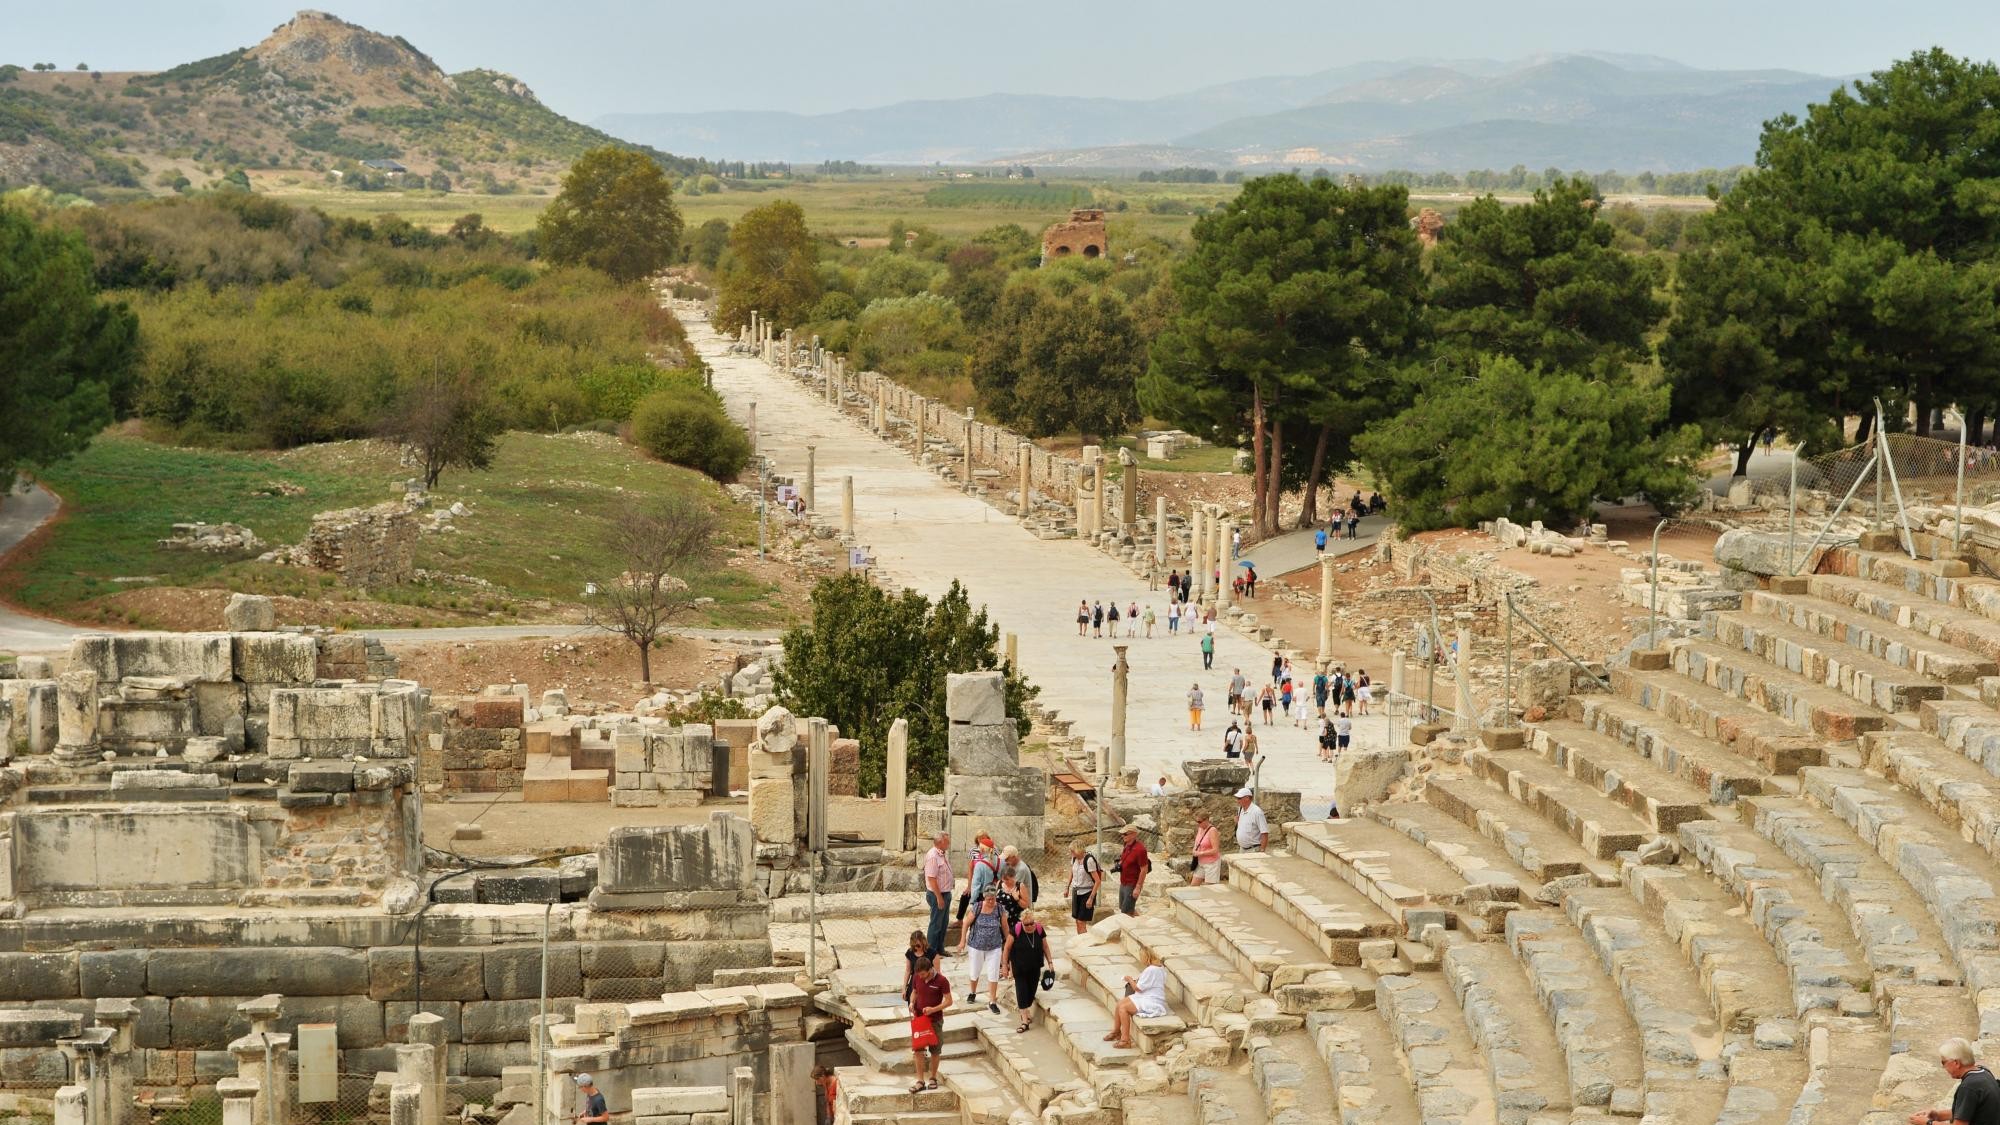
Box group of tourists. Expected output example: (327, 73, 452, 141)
(1077, 596, 1226, 642)
(1313, 492, 1387, 554)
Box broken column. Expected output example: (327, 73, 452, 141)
(1154, 496, 1168, 565)
(1454, 612, 1477, 733)
(841, 476, 855, 537)
(54, 668, 98, 764)
(748, 706, 799, 846)
(1017, 442, 1033, 520)
(1117, 448, 1138, 535)
(1110, 645, 1129, 779)
(1319, 554, 1338, 663)
(396, 1041, 440, 1125)
(216, 1080, 258, 1125)
(962, 409, 975, 491)
(803, 446, 816, 511)
(914, 396, 926, 455)
(885, 717, 908, 853)
(1216, 518, 1234, 612)
(944, 670, 1043, 850)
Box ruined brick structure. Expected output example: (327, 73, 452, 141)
(1040, 207, 1107, 262)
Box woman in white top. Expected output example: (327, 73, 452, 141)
(1106, 950, 1170, 1048)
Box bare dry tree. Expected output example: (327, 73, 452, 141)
(586, 494, 722, 682)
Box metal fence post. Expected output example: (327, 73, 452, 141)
(1503, 592, 1514, 726)
(1957, 411, 1969, 555)
(1793, 449, 1878, 575)
(1649, 520, 1663, 646)
(1876, 402, 1916, 558)
(1786, 444, 1804, 574)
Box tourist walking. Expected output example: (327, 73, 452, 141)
(1235, 788, 1269, 853)
(1106, 602, 1120, 636)
(998, 846, 1037, 912)
(1187, 682, 1205, 731)
(1356, 669, 1372, 715)
(1313, 667, 1330, 716)
(1244, 565, 1257, 598)
(1116, 824, 1150, 916)
(1335, 714, 1353, 753)
(1076, 600, 1089, 637)
(1226, 667, 1245, 715)
(1346, 510, 1360, 540)
(958, 833, 997, 931)
(1222, 719, 1242, 759)
(1166, 569, 1181, 603)
(922, 832, 952, 958)
(1318, 718, 1336, 762)
(1190, 812, 1221, 886)
(959, 887, 1008, 1013)
(1199, 632, 1215, 670)
(1315, 526, 1328, 555)
(902, 930, 932, 1002)
(906, 956, 951, 1093)
(1909, 1038, 2000, 1124)
(1005, 911, 1050, 1033)
(1270, 655, 1284, 686)
(1126, 601, 1140, 637)
(1106, 950, 1168, 1050)
(573, 1075, 607, 1125)
(1068, 842, 1101, 935)
(1143, 604, 1156, 637)
(1259, 683, 1276, 725)
(1167, 601, 1181, 635)
(1091, 601, 1104, 638)
(1241, 726, 1258, 767)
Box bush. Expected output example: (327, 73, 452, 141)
(629, 384, 751, 480)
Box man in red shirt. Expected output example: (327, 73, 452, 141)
(1117, 824, 1150, 916)
(907, 955, 953, 1093)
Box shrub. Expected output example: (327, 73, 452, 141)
(629, 384, 751, 480)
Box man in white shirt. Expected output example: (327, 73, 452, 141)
(1234, 788, 1268, 852)
(1223, 721, 1243, 759)
(1149, 776, 1169, 797)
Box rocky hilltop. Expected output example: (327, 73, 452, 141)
(0, 10, 696, 195)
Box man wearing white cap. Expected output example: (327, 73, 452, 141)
(571, 1075, 607, 1125)
(1235, 788, 1268, 853)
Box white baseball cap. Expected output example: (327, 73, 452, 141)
(573, 1075, 593, 1087)
(1234, 788, 1253, 798)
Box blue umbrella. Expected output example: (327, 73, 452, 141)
(1237, 560, 1255, 568)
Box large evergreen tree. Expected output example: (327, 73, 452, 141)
(0, 207, 138, 481)
(972, 283, 1141, 441)
(716, 200, 821, 330)
(537, 147, 684, 283)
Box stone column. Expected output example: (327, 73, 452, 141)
(1154, 496, 1169, 565)
(1390, 650, 1405, 713)
(749, 311, 759, 345)
(963, 409, 975, 491)
(731, 1066, 756, 1125)
(1017, 442, 1033, 520)
(96, 1000, 138, 1125)
(54, 1086, 88, 1125)
(885, 718, 908, 853)
(914, 396, 926, 456)
(1117, 449, 1138, 534)
(396, 1043, 439, 1125)
(841, 476, 855, 537)
(1208, 520, 1224, 608)
(55, 668, 97, 762)
(1189, 506, 1206, 597)
(1091, 449, 1109, 534)
(803, 446, 816, 511)
(217, 1080, 259, 1125)
(1318, 555, 1338, 663)
(1453, 612, 1478, 733)
(1004, 633, 1017, 671)
(781, 329, 792, 371)
(1110, 645, 1129, 779)
(1213, 508, 1229, 596)
(406, 1012, 447, 1125)
(747, 402, 758, 457)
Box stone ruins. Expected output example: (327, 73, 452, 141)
(1040, 208, 1108, 263)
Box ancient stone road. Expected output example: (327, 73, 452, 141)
(691, 315, 1393, 810)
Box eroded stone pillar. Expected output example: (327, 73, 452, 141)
(914, 396, 926, 456)
(885, 718, 908, 853)
(731, 1066, 756, 1125)
(1454, 612, 1478, 733)
(1189, 506, 1206, 597)
(1004, 632, 1017, 671)
(963, 409, 975, 491)
(1017, 442, 1033, 520)
(1319, 555, 1338, 662)
(1390, 650, 1406, 712)
(842, 476, 855, 537)
(1216, 519, 1234, 612)
(407, 1012, 446, 1125)
(1110, 645, 1129, 779)
(803, 446, 816, 511)
(1154, 496, 1168, 565)
(216, 1080, 257, 1125)
(96, 1000, 138, 1125)
(389, 1084, 421, 1125)
(396, 1043, 439, 1125)
(1118, 449, 1138, 534)
(55, 669, 97, 761)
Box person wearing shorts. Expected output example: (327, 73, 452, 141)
(1356, 670, 1373, 715)
(1076, 601, 1089, 637)
(1336, 714, 1353, 752)
(907, 956, 951, 1092)
(958, 887, 1007, 1013)
(1068, 842, 1102, 933)
(1190, 813, 1222, 886)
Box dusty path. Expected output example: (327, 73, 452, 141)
(691, 314, 1391, 809)
(0, 482, 84, 654)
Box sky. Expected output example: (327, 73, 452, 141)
(4, 0, 1996, 122)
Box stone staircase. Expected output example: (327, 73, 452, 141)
(829, 539, 2000, 1124)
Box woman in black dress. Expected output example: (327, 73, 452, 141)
(1004, 910, 1050, 1033)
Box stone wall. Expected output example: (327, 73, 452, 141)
(429, 696, 527, 793)
(943, 671, 1045, 851)
(303, 501, 419, 587)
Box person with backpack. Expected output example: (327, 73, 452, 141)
(1004, 910, 1050, 1033)
(1068, 842, 1101, 934)
(1106, 602, 1120, 636)
(956, 833, 998, 932)
(1091, 601, 1105, 638)
(1199, 631, 1214, 670)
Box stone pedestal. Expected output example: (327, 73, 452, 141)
(1117, 449, 1138, 533)
(54, 669, 98, 762)
(943, 671, 1043, 850)
(884, 718, 908, 853)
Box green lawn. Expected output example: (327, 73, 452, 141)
(5, 430, 782, 628)
(1106, 437, 1241, 477)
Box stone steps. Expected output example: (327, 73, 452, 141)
(1560, 887, 1724, 1097)
(1805, 573, 2000, 665)
(1188, 1065, 1268, 1125)
(1166, 884, 1377, 1015)
(934, 1052, 1039, 1125)
(1610, 666, 1824, 774)
(1058, 925, 1193, 1059)
(1528, 720, 1714, 833)
(1671, 638, 1888, 742)
(1795, 766, 2000, 995)
(1465, 748, 1662, 859)
(833, 1065, 962, 1123)
(1247, 1029, 1339, 1125)
(1434, 933, 1577, 1121)
(1036, 979, 1150, 1076)
(1917, 697, 2000, 773)
(1120, 1093, 1202, 1125)
(1708, 609, 1947, 713)
(1504, 909, 1647, 1115)
(1366, 799, 1545, 899)
(1375, 973, 1501, 1124)
(1814, 548, 1987, 616)
(1747, 588, 1997, 683)
(968, 1008, 1093, 1117)
(1099, 911, 1277, 1034)
(1860, 727, 2000, 867)
(1222, 852, 1402, 965)
(1418, 775, 1611, 883)
(1288, 818, 1489, 937)
(1573, 695, 1773, 805)
(1622, 863, 1821, 1028)
(1305, 1007, 1426, 1125)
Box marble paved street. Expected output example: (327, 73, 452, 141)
(690, 315, 1397, 810)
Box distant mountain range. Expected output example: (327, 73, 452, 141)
(598, 53, 1850, 172)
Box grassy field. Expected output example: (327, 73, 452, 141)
(3, 430, 783, 629)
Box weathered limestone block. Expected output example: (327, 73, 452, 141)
(367, 948, 486, 1002)
(147, 948, 368, 997)
(1714, 528, 1813, 578)
(749, 749, 794, 780)
(747, 778, 794, 844)
(0, 680, 55, 754)
(481, 946, 581, 1001)
(597, 814, 756, 895)
(72, 633, 232, 683)
(945, 671, 1007, 724)
(1334, 749, 1410, 813)
(755, 706, 798, 755)
(55, 669, 98, 753)
(222, 594, 276, 632)
(944, 768, 1046, 814)
(1182, 759, 1251, 794)
(232, 633, 316, 684)
(947, 722, 1020, 776)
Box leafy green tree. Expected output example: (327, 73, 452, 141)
(379, 367, 505, 488)
(684, 218, 729, 269)
(1431, 178, 1663, 373)
(1667, 50, 2000, 449)
(716, 200, 819, 329)
(775, 575, 1035, 794)
(630, 383, 751, 480)
(1355, 355, 1703, 531)
(1140, 175, 1424, 536)
(853, 294, 965, 375)
(587, 494, 721, 683)
(0, 207, 137, 481)
(536, 147, 684, 283)
(940, 243, 1007, 328)
(973, 284, 1141, 440)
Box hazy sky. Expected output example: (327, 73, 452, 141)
(4, 0, 1995, 120)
